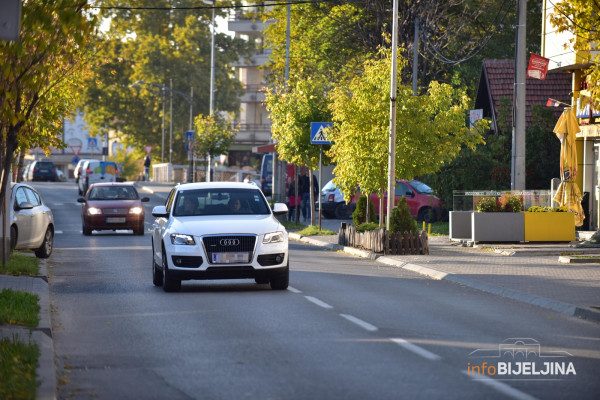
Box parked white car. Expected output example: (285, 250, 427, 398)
(10, 183, 54, 258)
(151, 182, 289, 292)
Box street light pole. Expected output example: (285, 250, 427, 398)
(206, 1, 216, 182)
(161, 87, 166, 163)
(169, 78, 173, 164)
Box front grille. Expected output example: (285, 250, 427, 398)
(103, 208, 128, 215)
(203, 235, 256, 264)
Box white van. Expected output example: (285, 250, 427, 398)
(78, 160, 118, 195)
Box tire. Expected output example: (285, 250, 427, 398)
(10, 225, 17, 251)
(418, 207, 437, 223)
(334, 203, 352, 219)
(82, 224, 92, 236)
(269, 264, 289, 290)
(162, 249, 181, 292)
(152, 243, 163, 287)
(34, 227, 53, 258)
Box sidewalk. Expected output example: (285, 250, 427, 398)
(290, 231, 600, 323)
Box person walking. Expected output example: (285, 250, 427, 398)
(300, 169, 319, 222)
(143, 154, 151, 182)
(288, 177, 301, 221)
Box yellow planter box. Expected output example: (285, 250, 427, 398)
(524, 212, 575, 242)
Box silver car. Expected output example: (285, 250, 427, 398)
(10, 183, 54, 258)
(151, 182, 289, 292)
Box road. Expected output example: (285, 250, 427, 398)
(32, 182, 600, 399)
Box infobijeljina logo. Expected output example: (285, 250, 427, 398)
(467, 338, 576, 380)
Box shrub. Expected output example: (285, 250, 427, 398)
(353, 194, 377, 225)
(554, 206, 569, 212)
(498, 194, 523, 212)
(476, 197, 498, 212)
(390, 197, 418, 233)
(526, 206, 544, 212)
(355, 222, 380, 232)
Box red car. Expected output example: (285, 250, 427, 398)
(351, 180, 441, 222)
(78, 183, 149, 235)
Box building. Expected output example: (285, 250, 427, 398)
(542, 0, 599, 230)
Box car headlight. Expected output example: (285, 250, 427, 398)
(170, 233, 195, 245)
(87, 207, 102, 215)
(263, 231, 284, 244)
(129, 206, 143, 215)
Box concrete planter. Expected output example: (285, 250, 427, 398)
(524, 212, 575, 242)
(449, 211, 473, 240)
(471, 212, 524, 242)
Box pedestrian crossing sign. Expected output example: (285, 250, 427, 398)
(311, 122, 333, 144)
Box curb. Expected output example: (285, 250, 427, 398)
(289, 234, 600, 323)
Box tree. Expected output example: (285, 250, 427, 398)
(549, 0, 600, 104)
(193, 113, 237, 175)
(0, 1, 97, 256)
(78, 0, 252, 163)
(328, 48, 485, 224)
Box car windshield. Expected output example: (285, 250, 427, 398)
(37, 162, 54, 168)
(173, 188, 270, 216)
(89, 186, 138, 200)
(322, 180, 338, 191)
(409, 180, 434, 195)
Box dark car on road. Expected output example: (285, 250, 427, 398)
(77, 183, 149, 235)
(27, 160, 58, 182)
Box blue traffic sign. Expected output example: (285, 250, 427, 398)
(185, 131, 195, 151)
(311, 122, 333, 144)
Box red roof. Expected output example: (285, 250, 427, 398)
(474, 59, 572, 131)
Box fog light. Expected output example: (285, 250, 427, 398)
(174, 257, 182, 266)
(276, 254, 283, 263)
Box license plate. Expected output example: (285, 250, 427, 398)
(212, 252, 249, 263)
(106, 217, 126, 223)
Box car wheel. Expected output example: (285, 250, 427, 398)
(82, 224, 92, 236)
(152, 243, 163, 287)
(418, 207, 437, 223)
(334, 203, 352, 219)
(162, 249, 181, 292)
(269, 264, 289, 290)
(34, 227, 53, 258)
(10, 225, 17, 251)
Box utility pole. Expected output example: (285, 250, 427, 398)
(512, 0, 527, 190)
(386, 0, 399, 231)
(412, 17, 419, 96)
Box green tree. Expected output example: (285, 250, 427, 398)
(0, 1, 97, 232)
(79, 1, 252, 163)
(193, 114, 237, 174)
(328, 49, 485, 223)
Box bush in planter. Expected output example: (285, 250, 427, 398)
(476, 197, 498, 212)
(353, 194, 377, 225)
(390, 197, 418, 233)
(498, 194, 523, 212)
(527, 206, 569, 212)
(356, 222, 380, 232)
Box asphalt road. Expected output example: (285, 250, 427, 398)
(32, 182, 600, 399)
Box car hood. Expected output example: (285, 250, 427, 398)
(168, 215, 285, 236)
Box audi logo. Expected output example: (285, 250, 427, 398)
(220, 239, 240, 246)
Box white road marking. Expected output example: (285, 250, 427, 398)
(304, 296, 333, 309)
(462, 370, 538, 400)
(54, 230, 63, 234)
(390, 338, 441, 361)
(287, 286, 302, 293)
(339, 314, 378, 332)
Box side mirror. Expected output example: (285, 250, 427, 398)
(77, 197, 86, 203)
(272, 203, 288, 216)
(16, 202, 33, 210)
(151, 205, 169, 218)
(141, 197, 150, 202)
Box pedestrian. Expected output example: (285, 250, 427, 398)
(300, 169, 319, 221)
(288, 178, 301, 221)
(143, 154, 151, 181)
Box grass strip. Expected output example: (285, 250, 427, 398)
(0, 289, 40, 327)
(0, 338, 39, 400)
(0, 253, 39, 276)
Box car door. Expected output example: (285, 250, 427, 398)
(13, 186, 35, 248)
(24, 187, 49, 248)
(395, 182, 418, 217)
